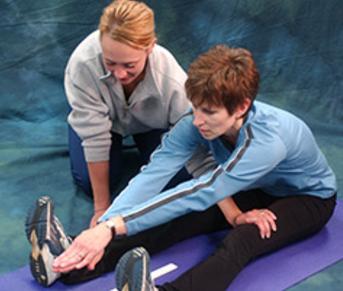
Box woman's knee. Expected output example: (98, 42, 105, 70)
(218, 225, 261, 267)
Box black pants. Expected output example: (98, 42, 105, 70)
(161, 191, 336, 291)
(61, 203, 229, 284)
(61, 190, 336, 290)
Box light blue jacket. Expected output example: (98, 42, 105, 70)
(100, 101, 337, 235)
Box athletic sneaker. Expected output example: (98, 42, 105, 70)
(115, 247, 156, 291)
(25, 196, 72, 286)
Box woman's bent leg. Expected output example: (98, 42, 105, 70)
(68, 125, 123, 196)
(68, 125, 92, 196)
(162, 194, 336, 291)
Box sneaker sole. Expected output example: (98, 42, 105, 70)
(25, 196, 52, 246)
(115, 247, 151, 291)
(29, 234, 57, 286)
(25, 196, 60, 286)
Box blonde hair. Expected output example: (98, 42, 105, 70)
(186, 45, 259, 115)
(99, 0, 156, 50)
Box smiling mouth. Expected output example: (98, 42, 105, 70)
(119, 78, 131, 83)
(199, 129, 210, 135)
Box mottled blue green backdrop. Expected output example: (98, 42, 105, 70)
(0, 0, 342, 289)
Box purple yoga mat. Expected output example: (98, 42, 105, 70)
(1, 200, 342, 291)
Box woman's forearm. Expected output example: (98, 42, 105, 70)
(217, 196, 242, 226)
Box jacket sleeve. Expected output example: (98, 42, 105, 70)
(65, 63, 112, 162)
(99, 115, 201, 221)
(102, 125, 287, 236)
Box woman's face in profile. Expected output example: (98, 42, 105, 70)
(192, 99, 250, 141)
(101, 33, 153, 86)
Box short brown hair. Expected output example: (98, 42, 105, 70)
(99, 0, 156, 50)
(185, 45, 259, 115)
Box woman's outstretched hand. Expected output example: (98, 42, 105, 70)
(52, 222, 112, 273)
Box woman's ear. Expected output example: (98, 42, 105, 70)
(236, 98, 251, 119)
(146, 38, 156, 55)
